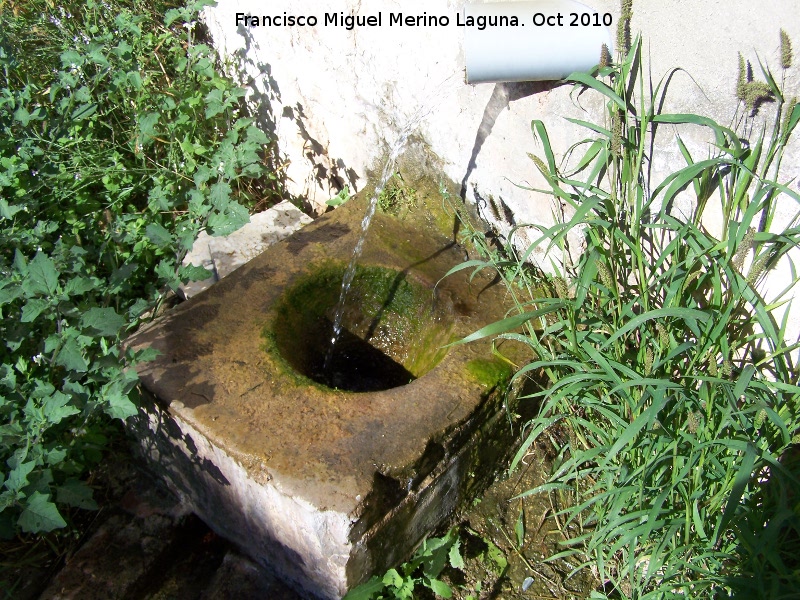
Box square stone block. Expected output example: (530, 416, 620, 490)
(127, 198, 521, 599)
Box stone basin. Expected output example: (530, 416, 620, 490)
(126, 192, 521, 599)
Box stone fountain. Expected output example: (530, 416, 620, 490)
(126, 173, 523, 599)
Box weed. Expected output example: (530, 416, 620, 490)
(378, 173, 416, 215)
(345, 527, 509, 600)
(345, 528, 465, 599)
(0, 0, 280, 537)
(327, 185, 352, 208)
(446, 20, 800, 600)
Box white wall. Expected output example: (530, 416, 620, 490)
(202, 0, 800, 341)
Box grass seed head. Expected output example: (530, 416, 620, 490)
(600, 43, 612, 68)
(617, 0, 633, 55)
(736, 53, 748, 102)
(747, 252, 770, 286)
(781, 29, 793, 69)
(733, 227, 755, 271)
(610, 110, 623, 159)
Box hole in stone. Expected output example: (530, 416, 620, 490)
(271, 263, 453, 392)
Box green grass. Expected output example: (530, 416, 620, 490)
(445, 21, 800, 600)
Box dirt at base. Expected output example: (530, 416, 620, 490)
(441, 447, 599, 600)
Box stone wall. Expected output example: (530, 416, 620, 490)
(201, 0, 800, 338)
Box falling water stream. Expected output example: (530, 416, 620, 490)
(323, 76, 460, 377)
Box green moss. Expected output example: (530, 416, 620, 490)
(266, 262, 453, 387)
(466, 358, 513, 389)
(261, 326, 334, 391)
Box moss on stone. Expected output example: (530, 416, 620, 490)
(466, 358, 513, 390)
(266, 262, 453, 389)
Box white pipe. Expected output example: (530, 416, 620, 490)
(464, 0, 614, 83)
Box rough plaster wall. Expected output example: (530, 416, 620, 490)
(202, 0, 800, 340)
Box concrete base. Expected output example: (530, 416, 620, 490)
(127, 194, 522, 599)
(180, 200, 313, 299)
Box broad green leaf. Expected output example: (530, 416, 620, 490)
(179, 264, 214, 283)
(342, 576, 385, 600)
(486, 540, 507, 572)
(104, 385, 138, 420)
(55, 337, 88, 373)
(164, 8, 182, 26)
(64, 276, 97, 296)
(204, 88, 225, 118)
(448, 538, 465, 570)
(193, 165, 214, 187)
(18, 492, 66, 533)
(46, 448, 68, 466)
(13, 106, 33, 125)
(422, 539, 452, 580)
(130, 347, 161, 366)
(80, 307, 126, 337)
(57, 479, 98, 510)
(20, 298, 50, 322)
(24, 252, 59, 296)
(13, 249, 27, 274)
(42, 391, 79, 424)
(109, 263, 138, 293)
(145, 223, 173, 247)
(0, 283, 21, 305)
(209, 180, 233, 209)
(382, 568, 403, 587)
(127, 71, 142, 89)
(427, 578, 452, 598)
(71, 103, 97, 121)
(60, 49, 82, 67)
(4, 461, 35, 493)
(0, 197, 23, 219)
(207, 201, 250, 236)
(245, 125, 269, 145)
(138, 112, 160, 146)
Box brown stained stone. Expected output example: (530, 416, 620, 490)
(126, 196, 523, 599)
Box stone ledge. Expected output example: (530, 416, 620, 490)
(180, 200, 313, 299)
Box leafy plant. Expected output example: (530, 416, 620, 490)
(447, 16, 800, 600)
(0, 0, 280, 536)
(327, 185, 352, 208)
(345, 529, 465, 599)
(378, 173, 416, 215)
